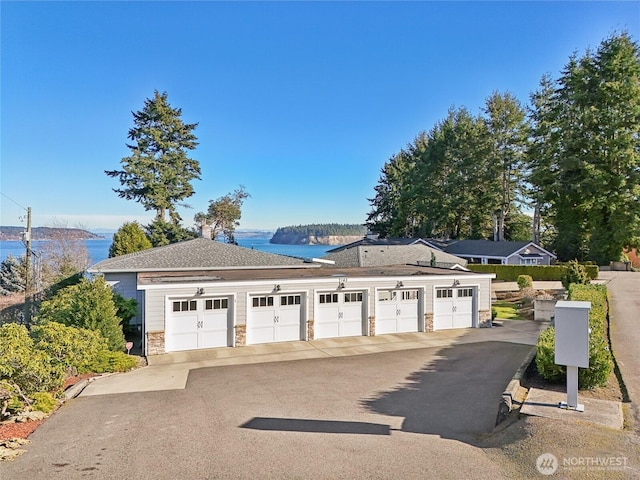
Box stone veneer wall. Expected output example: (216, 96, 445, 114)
(147, 331, 165, 355)
(307, 319, 314, 341)
(425, 313, 434, 332)
(235, 325, 246, 346)
(479, 310, 492, 328)
(368, 316, 375, 336)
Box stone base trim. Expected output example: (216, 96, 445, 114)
(147, 331, 165, 356)
(479, 309, 492, 328)
(425, 313, 434, 332)
(307, 319, 314, 340)
(368, 316, 375, 336)
(235, 324, 246, 346)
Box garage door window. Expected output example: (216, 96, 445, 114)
(253, 296, 274, 307)
(344, 292, 363, 302)
(458, 288, 473, 298)
(401, 290, 419, 300)
(205, 298, 228, 310)
(436, 289, 453, 298)
(173, 300, 197, 312)
(281, 295, 301, 306)
(379, 291, 396, 301)
(319, 293, 339, 303)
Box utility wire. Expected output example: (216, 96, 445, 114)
(0, 191, 28, 211)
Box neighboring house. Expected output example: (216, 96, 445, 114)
(323, 237, 468, 269)
(88, 237, 495, 357)
(437, 239, 556, 265)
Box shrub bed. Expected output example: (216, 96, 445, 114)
(535, 284, 613, 389)
(468, 264, 598, 281)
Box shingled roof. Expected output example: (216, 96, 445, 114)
(442, 240, 536, 257)
(88, 238, 312, 273)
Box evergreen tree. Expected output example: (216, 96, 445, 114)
(529, 32, 640, 263)
(145, 218, 197, 247)
(109, 221, 153, 257)
(36, 276, 125, 352)
(0, 255, 26, 295)
(106, 90, 201, 222)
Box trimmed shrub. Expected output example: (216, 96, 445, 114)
(31, 392, 58, 413)
(0, 323, 65, 395)
(31, 322, 110, 374)
(468, 264, 598, 281)
(88, 351, 138, 373)
(535, 284, 612, 389)
(517, 275, 533, 290)
(36, 276, 125, 352)
(561, 260, 590, 289)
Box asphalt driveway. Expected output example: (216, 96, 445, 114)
(2, 339, 533, 480)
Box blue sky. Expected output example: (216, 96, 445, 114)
(1, 2, 638, 232)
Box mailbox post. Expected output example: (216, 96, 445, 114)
(554, 300, 591, 411)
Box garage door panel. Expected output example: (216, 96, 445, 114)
(376, 289, 419, 334)
(167, 297, 232, 352)
(435, 288, 474, 330)
(316, 291, 365, 339)
(247, 294, 302, 345)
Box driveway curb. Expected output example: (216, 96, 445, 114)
(495, 345, 536, 425)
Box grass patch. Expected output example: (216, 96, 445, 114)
(492, 301, 524, 320)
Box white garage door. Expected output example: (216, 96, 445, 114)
(315, 291, 365, 339)
(247, 294, 303, 345)
(376, 289, 420, 335)
(434, 287, 474, 330)
(167, 297, 231, 352)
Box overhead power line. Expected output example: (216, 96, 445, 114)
(0, 191, 28, 211)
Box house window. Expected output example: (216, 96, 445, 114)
(205, 298, 228, 310)
(319, 293, 339, 304)
(401, 290, 418, 300)
(172, 300, 197, 312)
(344, 292, 363, 302)
(436, 289, 453, 299)
(252, 296, 274, 308)
(520, 257, 540, 265)
(457, 288, 473, 298)
(281, 295, 301, 306)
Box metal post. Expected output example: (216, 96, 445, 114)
(563, 365, 584, 411)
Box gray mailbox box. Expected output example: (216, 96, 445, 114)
(554, 300, 591, 411)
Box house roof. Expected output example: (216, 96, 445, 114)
(442, 240, 554, 258)
(326, 237, 438, 254)
(323, 243, 467, 268)
(88, 238, 312, 273)
(136, 264, 484, 286)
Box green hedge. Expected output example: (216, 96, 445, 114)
(468, 264, 598, 281)
(535, 284, 612, 389)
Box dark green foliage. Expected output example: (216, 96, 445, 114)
(105, 90, 201, 222)
(529, 32, 640, 264)
(467, 264, 598, 281)
(195, 186, 250, 244)
(145, 217, 197, 247)
(113, 293, 138, 339)
(0, 255, 25, 295)
(36, 276, 125, 352)
(109, 221, 152, 257)
(560, 260, 591, 289)
(535, 284, 612, 389)
(517, 275, 533, 290)
(271, 223, 367, 243)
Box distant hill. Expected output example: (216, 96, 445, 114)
(0, 226, 104, 241)
(271, 224, 366, 245)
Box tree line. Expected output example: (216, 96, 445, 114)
(271, 223, 367, 242)
(366, 32, 640, 265)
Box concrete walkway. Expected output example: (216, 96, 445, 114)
(599, 271, 640, 433)
(80, 319, 545, 396)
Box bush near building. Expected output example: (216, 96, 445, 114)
(535, 284, 613, 389)
(468, 264, 598, 282)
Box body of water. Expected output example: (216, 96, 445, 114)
(0, 238, 339, 265)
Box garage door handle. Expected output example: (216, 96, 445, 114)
(274, 316, 279, 323)
(452, 306, 457, 313)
